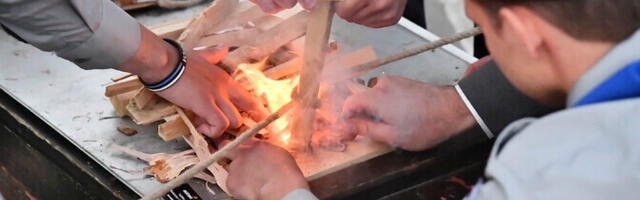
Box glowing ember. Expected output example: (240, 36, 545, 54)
(236, 60, 300, 145)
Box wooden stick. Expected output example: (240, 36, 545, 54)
(220, 11, 309, 73)
(290, 1, 335, 151)
(104, 79, 143, 97)
(110, 73, 135, 82)
(142, 101, 296, 200)
(332, 27, 482, 82)
(133, 88, 159, 110)
(177, 0, 239, 49)
(150, 18, 191, 40)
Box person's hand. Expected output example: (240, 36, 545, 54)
(340, 76, 476, 151)
(156, 48, 268, 138)
(221, 140, 309, 200)
(118, 26, 267, 139)
(250, 0, 407, 28)
(334, 0, 407, 28)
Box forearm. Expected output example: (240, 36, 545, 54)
(116, 25, 178, 83)
(0, 0, 140, 69)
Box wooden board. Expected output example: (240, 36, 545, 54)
(293, 138, 391, 181)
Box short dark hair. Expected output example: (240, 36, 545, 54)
(472, 0, 640, 42)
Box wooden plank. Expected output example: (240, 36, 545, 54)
(268, 47, 298, 66)
(104, 79, 143, 97)
(109, 90, 138, 117)
(205, 5, 267, 35)
(295, 138, 391, 181)
(177, 0, 240, 49)
(252, 15, 284, 30)
(132, 88, 159, 110)
(322, 46, 376, 80)
(120, 1, 156, 10)
(290, 1, 334, 151)
(149, 19, 191, 40)
(220, 11, 309, 73)
(264, 57, 303, 80)
(158, 115, 189, 141)
(197, 28, 263, 48)
(126, 101, 176, 125)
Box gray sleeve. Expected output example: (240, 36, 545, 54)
(281, 189, 318, 200)
(0, 0, 141, 69)
(458, 60, 560, 137)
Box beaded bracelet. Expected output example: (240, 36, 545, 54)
(139, 39, 187, 92)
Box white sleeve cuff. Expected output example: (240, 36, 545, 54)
(455, 84, 495, 138)
(281, 189, 318, 200)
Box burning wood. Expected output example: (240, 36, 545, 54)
(105, 1, 391, 196)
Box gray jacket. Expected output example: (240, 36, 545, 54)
(0, 0, 140, 69)
(471, 29, 640, 199)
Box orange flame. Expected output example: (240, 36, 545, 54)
(236, 60, 299, 145)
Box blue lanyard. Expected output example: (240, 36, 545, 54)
(573, 60, 640, 107)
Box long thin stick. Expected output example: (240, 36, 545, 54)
(333, 27, 482, 82)
(142, 101, 296, 200)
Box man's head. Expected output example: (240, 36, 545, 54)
(465, 0, 640, 105)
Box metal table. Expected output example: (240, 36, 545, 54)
(0, 3, 491, 199)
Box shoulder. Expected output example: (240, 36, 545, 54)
(477, 98, 640, 200)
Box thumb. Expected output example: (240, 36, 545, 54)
(195, 45, 229, 64)
(297, 0, 316, 10)
(343, 118, 396, 146)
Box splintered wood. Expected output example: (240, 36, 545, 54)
(106, 0, 391, 196)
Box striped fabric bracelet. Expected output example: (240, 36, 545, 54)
(139, 39, 187, 92)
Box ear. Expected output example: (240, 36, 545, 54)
(498, 6, 543, 58)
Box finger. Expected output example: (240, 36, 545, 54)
(349, 4, 377, 26)
(335, 0, 368, 22)
(216, 97, 243, 129)
(344, 118, 396, 145)
(274, 0, 296, 9)
(256, 0, 280, 13)
(197, 100, 231, 139)
(227, 81, 269, 121)
(194, 116, 206, 126)
(195, 45, 229, 64)
(341, 89, 384, 120)
(297, 0, 316, 10)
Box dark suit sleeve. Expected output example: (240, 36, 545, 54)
(458, 60, 561, 137)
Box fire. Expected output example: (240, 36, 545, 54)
(235, 60, 299, 145)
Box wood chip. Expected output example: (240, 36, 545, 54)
(117, 126, 138, 136)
